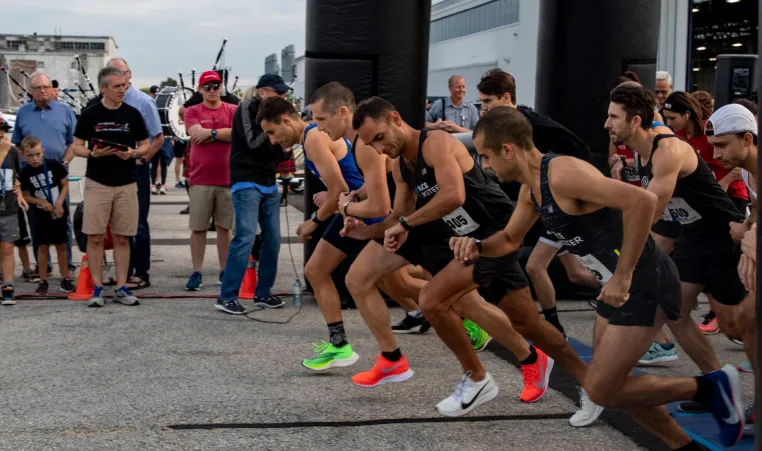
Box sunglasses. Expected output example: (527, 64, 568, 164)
(202, 83, 221, 92)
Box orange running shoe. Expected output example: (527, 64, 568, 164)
(520, 348, 554, 403)
(698, 314, 720, 335)
(352, 354, 414, 388)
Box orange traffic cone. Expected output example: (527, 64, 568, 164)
(238, 256, 257, 299)
(68, 254, 94, 301)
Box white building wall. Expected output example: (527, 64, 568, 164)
(293, 56, 306, 101)
(427, 0, 686, 107)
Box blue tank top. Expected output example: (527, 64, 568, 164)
(303, 123, 364, 191)
(302, 123, 385, 225)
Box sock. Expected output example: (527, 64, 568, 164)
(673, 440, 707, 451)
(382, 348, 402, 362)
(521, 345, 538, 365)
(327, 321, 348, 348)
(691, 375, 714, 406)
(543, 307, 565, 334)
(407, 310, 421, 318)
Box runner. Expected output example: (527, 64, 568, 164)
(706, 103, 758, 426)
(458, 105, 744, 448)
(477, 68, 597, 338)
(343, 96, 588, 419)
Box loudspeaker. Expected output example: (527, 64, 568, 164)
(714, 54, 758, 110)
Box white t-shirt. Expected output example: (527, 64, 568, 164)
(743, 169, 757, 202)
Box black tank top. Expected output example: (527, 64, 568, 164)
(531, 153, 661, 285)
(399, 129, 515, 239)
(636, 134, 744, 238)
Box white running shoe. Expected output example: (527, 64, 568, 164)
(435, 371, 499, 417)
(569, 386, 604, 427)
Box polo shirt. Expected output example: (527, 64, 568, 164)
(11, 100, 76, 161)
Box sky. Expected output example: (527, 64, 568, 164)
(3, 0, 307, 90)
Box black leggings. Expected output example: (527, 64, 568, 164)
(151, 152, 170, 186)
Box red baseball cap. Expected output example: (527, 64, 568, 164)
(198, 70, 222, 86)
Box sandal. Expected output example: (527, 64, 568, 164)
(125, 276, 150, 290)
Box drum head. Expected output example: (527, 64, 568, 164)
(155, 87, 193, 140)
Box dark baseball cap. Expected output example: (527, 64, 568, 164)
(256, 73, 291, 93)
(150, 85, 160, 94)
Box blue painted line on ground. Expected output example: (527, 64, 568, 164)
(559, 336, 753, 450)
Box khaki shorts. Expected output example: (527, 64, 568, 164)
(189, 185, 234, 231)
(82, 178, 138, 236)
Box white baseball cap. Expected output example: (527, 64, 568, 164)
(706, 103, 758, 137)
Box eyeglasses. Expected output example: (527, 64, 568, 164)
(31, 86, 52, 91)
(202, 84, 221, 92)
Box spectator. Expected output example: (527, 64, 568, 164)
(655, 70, 673, 111)
(692, 90, 715, 120)
(19, 136, 75, 295)
(71, 66, 151, 308)
(734, 97, 758, 120)
(51, 80, 60, 101)
(149, 85, 160, 99)
(11, 72, 77, 277)
(173, 138, 187, 188)
(0, 120, 29, 305)
(425, 75, 480, 133)
(178, 70, 240, 122)
(103, 58, 165, 290)
(215, 73, 290, 314)
(151, 137, 174, 195)
(183, 71, 237, 291)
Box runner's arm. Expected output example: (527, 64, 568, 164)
(305, 131, 349, 222)
(645, 145, 682, 224)
(343, 143, 391, 218)
(354, 159, 415, 239)
(550, 156, 658, 277)
(402, 133, 465, 228)
(480, 185, 538, 257)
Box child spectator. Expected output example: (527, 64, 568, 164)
(0, 117, 29, 304)
(19, 136, 75, 294)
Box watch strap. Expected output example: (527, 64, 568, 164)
(399, 216, 413, 231)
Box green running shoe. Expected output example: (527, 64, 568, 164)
(464, 319, 492, 352)
(302, 340, 360, 371)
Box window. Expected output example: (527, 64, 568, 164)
(430, 0, 519, 44)
(55, 41, 105, 51)
(36, 61, 44, 69)
(7, 40, 23, 50)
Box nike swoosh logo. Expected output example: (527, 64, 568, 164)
(381, 363, 401, 374)
(534, 359, 546, 389)
(461, 381, 489, 410)
(719, 384, 740, 424)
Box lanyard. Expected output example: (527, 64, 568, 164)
(0, 159, 6, 198)
(41, 160, 53, 204)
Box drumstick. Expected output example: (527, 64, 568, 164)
(74, 56, 97, 95)
(178, 73, 189, 101)
(231, 76, 239, 92)
(191, 69, 196, 88)
(0, 66, 31, 103)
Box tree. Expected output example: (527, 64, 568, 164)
(140, 87, 151, 95)
(160, 77, 178, 88)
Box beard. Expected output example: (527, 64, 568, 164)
(611, 129, 633, 146)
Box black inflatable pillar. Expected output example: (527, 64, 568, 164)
(302, 0, 432, 299)
(535, 0, 661, 170)
(755, 2, 762, 446)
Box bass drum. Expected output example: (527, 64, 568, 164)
(156, 86, 194, 140)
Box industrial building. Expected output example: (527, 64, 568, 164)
(0, 33, 118, 111)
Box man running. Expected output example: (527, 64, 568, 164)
(708, 103, 758, 375)
(343, 97, 588, 418)
(477, 68, 597, 337)
(607, 83, 743, 373)
(456, 105, 744, 449)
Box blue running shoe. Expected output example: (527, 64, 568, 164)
(704, 364, 744, 446)
(185, 272, 203, 291)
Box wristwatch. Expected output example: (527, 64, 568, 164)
(474, 239, 483, 253)
(619, 156, 627, 166)
(210, 129, 217, 142)
(342, 199, 352, 216)
(311, 210, 324, 226)
(399, 216, 413, 231)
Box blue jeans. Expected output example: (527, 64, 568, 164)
(129, 164, 151, 280)
(28, 193, 74, 271)
(219, 187, 280, 301)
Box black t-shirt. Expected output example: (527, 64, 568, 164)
(0, 147, 22, 217)
(229, 97, 288, 187)
(183, 91, 240, 108)
(21, 159, 69, 214)
(74, 102, 149, 186)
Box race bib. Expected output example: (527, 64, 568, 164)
(578, 254, 613, 285)
(443, 207, 480, 236)
(666, 197, 702, 225)
(622, 167, 640, 183)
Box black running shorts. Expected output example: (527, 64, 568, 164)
(596, 255, 682, 327)
(650, 219, 681, 240)
(321, 215, 370, 259)
(671, 232, 748, 306)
